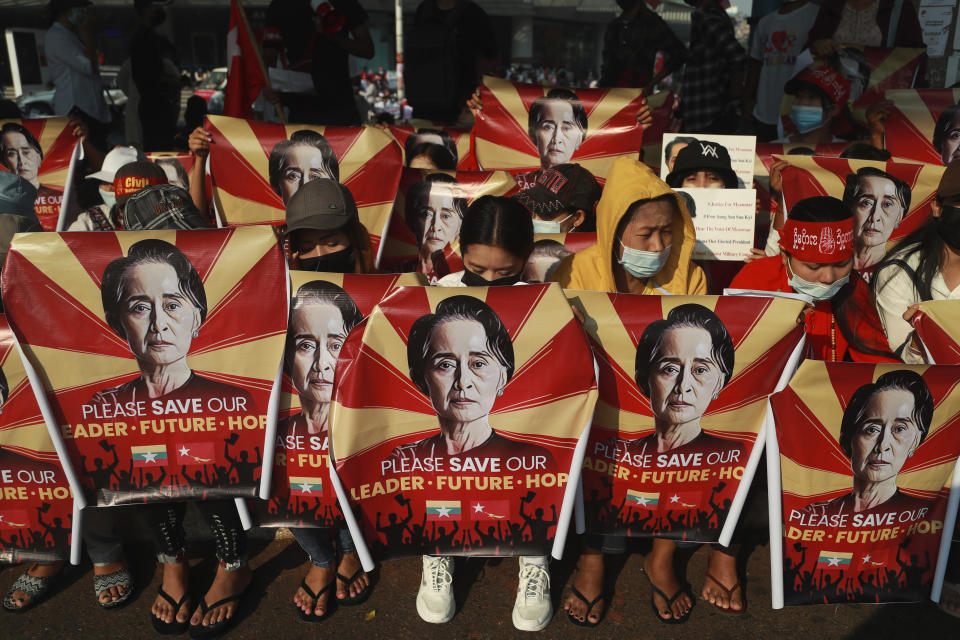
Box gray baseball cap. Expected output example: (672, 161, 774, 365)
(284, 178, 358, 235)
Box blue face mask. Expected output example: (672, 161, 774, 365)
(787, 265, 848, 301)
(790, 105, 824, 134)
(532, 215, 571, 235)
(617, 241, 670, 279)
(99, 187, 116, 209)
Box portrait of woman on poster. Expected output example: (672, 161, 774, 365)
(403, 173, 468, 276)
(843, 167, 910, 278)
(628, 303, 742, 455)
(933, 104, 960, 166)
(282, 280, 363, 440)
(391, 295, 551, 461)
(269, 129, 340, 207)
(1, 122, 43, 189)
(528, 89, 588, 171)
(91, 239, 254, 406)
(804, 370, 932, 516)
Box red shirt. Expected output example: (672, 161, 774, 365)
(730, 257, 897, 363)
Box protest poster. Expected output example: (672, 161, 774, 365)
(331, 284, 598, 560)
(377, 168, 518, 281)
(0, 316, 76, 564)
(1, 117, 81, 231)
(253, 271, 425, 529)
(884, 88, 960, 164)
(205, 115, 401, 254)
(524, 232, 598, 283)
(473, 76, 643, 181)
(568, 293, 805, 544)
(674, 188, 757, 261)
(660, 134, 757, 187)
(387, 125, 477, 171)
(769, 361, 960, 606)
(912, 300, 960, 364)
(639, 90, 677, 174)
(1, 227, 288, 506)
(777, 155, 942, 279)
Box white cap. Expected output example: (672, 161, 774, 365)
(86, 146, 141, 183)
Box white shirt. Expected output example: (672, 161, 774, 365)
(67, 204, 114, 231)
(873, 247, 960, 363)
(749, 2, 819, 125)
(44, 22, 111, 123)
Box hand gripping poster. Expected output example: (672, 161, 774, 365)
(377, 168, 518, 279)
(769, 361, 960, 606)
(912, 300, 960, 364)
(883, 88, 960, 165)
(1, 117, 81, 231)
(568, 293, 805, 544)
(253, 271, 425, 529)
(0, 227, 288, 506)
(473, 76, 644, 181)
(205, 115, 401, 253)
(331, 284, 598, 560)
(386, 125, 477, 171)
(0, 316, 76, 564)
(778, 156, 943, 280)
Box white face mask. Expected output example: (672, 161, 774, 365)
(787, 263, 849, 301)
(532, 214, 572, 234)
(99, 187, 116, 209)
(617, 240, 671, 279)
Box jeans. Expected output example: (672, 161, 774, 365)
(291, 526, 357, 568)
(82, 507, 125, 565)
(139, 500, 246, 571)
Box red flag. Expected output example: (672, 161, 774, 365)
(176, 442, 216, 466)
(225, 0, 267, 118)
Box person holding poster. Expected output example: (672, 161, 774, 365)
(403, 173, 468, 279)
(285, 281, 372, 621)
(664, 141, 739, 189)
(269, 130, 340, 208)
(731, 196, 895, 362)
(663, 137, 699, 174)
(776, 66, 851, 144)
(512, 163, 602, 234)
(842, 167, 910, 280)
(284, 178, 375, 274)
(873, 160, 960, 363)
(551, 156, 706, 296)
(528, 89, 588, 172)
(68, 146, 139, 231)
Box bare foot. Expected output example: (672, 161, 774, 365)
(294, 564, 335, 617)
(702, 548, 743, 612)
(191, 565, 251, 627)
(562, 550, 605, 625)
(644, 538, 693, 621)
(336, 553, 369, 601)
(152, 560, 190, 625)
(94, 560, 130, 606)
(5, 561, 63, 609)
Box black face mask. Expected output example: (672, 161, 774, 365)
(298, 247, 356, 273)
(461, 269, 523, 287)
(938, 206, 960, 251)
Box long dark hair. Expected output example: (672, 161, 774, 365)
(787, 198, 892, 359)
(460, 196, 535, 263)
(872, 206, 946, 302)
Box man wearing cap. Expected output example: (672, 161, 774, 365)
(130, 0, 179, 151)
(70, 160, 167, 230)
(731, 195, 895, 363)
(665, 140, 739, 189)
(775, 65, 851, 144)
(44, 0, 112, 145)
(122, 183, 211, 230)
(68, 146, 140, 231)
(512, 164, 602, 234)
(284, 177, 374, 273)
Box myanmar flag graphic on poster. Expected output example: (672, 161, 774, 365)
(176, 442, 216, 466)
(426, 500, 462, 522)
(131, 445, 168, 467)
(626, 490, 659, 509)
(290, 477, 324, 496)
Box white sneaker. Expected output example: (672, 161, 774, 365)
(416, 555, 455, 623)
(512, 557, 553, 631)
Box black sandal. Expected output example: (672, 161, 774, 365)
(565, 585, 607, 627)
(3, 570, 59, 613)
(151, 587, 191, 635)
(297, 577, 335, 622)
(188, 592, 244, 640)
(644, 573, 694, 625)
(336, 567, 371, 606)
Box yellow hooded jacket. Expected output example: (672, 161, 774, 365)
(551, 157, 706, 295)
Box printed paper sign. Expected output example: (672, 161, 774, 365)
(569, 293, 805, 543)
(771, 361, 960, 605)
(332, 284, 597, 560)
(473, 75, 644, 180)
(675, 188, 757, 261)
(1, 227, 288, 506)
(660, 134, 757, 187)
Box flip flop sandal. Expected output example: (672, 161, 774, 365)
(644, 574, 695, 625)
(151, 587, 192, 635)
(565, 585, 607, 628)
(703, 571, 747, 615)
(296, 577, 335, 622)
(336, 567, 371, 606)
(94, 566, 134, 610)
(3, 571, 58, 613)
(189, 591, 246, 640)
